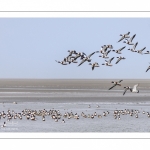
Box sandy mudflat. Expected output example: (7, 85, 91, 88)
(0, 79, 150, 132)
(0, 79, 150, 103)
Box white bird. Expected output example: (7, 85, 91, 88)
(118, 32, 130, 42)
(102, 57, 114, 66)
(123, 34, 136, 45)
(108, 80, 123, 90)
(112, 46, 126, 54)
(115, 56, 126, 64)
(89, 62, 99, 70)
(123, 84, 139, 95)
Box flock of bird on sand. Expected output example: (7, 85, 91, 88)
(55, 32, 148, 96)
(1, 105, 150, 128)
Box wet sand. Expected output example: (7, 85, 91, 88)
(0, 79, 150, 132)
(0, 79, 150, 103)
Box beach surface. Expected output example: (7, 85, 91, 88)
(0, 79, 150, 132)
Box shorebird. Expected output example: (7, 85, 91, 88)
(1, 122, 6, 128)
(55, 60, 68, 65)
(99, 45, 113, 54)
(118, 32, 130, 42)
(89, 62, 99, 70)
(123, 34, 136, 45)
(108, 80, 123, 90)
(146, 63, 150, 72)
(99, 50, 111, 59)
(135, 47, 146, 55)
(112, 46, 126, 54)
(67, 50, 77, 56)
(123, 84, 139, 95)
(115, 56, 126, 64)
(102, 57, 114, 66)
(78, 51, 98, 66)
(128, 42, 138, 52)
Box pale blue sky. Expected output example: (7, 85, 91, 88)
(0, 18, 150, 79)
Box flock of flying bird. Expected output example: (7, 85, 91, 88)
(108, 79, 139, 96)
(56, 32, 150, 72)
(55, 32, 150, 95)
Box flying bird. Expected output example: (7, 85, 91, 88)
(146, 63, 150, 72)
(78, 51, 99, 66)
(89, 62, 99, 70)
(108, 80, 123, 90)
(123, 84, 139, 95)
(115, 56, 126, 64)
(123, 34, 136, 45)
(112, 46, 126, 54)
(55, 60, 68, 65)
(128, 42, 138, 52)
(102, 57, 114, 66)
(135, 47, 146, 55)
(118, 32, 130, 42)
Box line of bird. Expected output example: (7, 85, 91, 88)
(55, 32, 150, 72)
(108, 79, 139, 96)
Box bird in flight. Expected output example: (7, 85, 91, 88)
(123, 84, 139, 95)
(108, 80, 123, 90)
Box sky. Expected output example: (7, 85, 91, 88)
(0, 18, 150, 79)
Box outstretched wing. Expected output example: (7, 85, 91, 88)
(106, 50, 111, 56)
(88, 52, 96, 58)
(109, 57, 114, 63)
(132, 84, 139, 91)
(108, 84, 117, 90)
(78, 59, 86, 66)
(141, 47, 146, 51)
(115, 58, 121, 64)
(146, 66, 150, 72)
(118, 36, 124, 42)
(123, 88, 128, 95)
(133, 42, 138, 49)
(119, 46, 126, 51)
(130, 34, 136, 42)
(124, 32, 130, 36)
(118, 80, 123, 83)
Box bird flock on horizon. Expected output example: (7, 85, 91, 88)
(55, 32, 150, 72)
